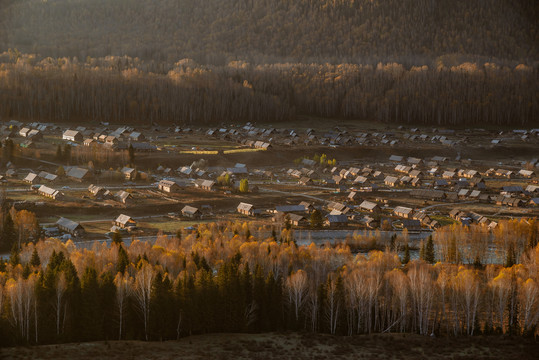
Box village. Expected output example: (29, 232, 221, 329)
(0, 119, 538, 244)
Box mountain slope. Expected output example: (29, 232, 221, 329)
(0, 0, 537, 64)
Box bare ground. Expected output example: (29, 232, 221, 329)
(1, 333, 538, 360)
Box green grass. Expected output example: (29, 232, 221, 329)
(139, 218, 214, 232)
(223, 148, 266, 154)
(179, 150, 219, 155)
(8, 192, 47, 202)
(430, 215, 457, 226)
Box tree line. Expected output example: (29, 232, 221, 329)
(0, 54, 536, 126)
(0, 220, 538, 347)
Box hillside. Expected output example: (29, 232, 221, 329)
(1, 333, 539, 360)
(0, 0, 537, 64)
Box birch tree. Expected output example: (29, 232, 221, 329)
(133, 262, 154, 340)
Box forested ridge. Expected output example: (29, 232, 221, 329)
(0, 220, 538, 346)
(0, 54, 537, 126)
(0, 1, 537, 126)
(0, 0, 537, 63)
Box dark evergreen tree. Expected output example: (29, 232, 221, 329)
(99, 271, 117, 340)
(80, 267, 101, 341)
(9, 242, 20, 267)
(128, 144, 135, 165)
(30, 247, 41, 267)
(402, 244, 410, 265)
(117, 245, 129, 273)
(55, 145, 62, 160)
(1, 213, 17, 252)
(310, 209, 323, 229)
(63, 144, 72, 163)
(425, 235, 435, 264)
(112, 231, 123, 245)
(505, 243, 516, 268)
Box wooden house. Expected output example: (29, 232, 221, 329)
(181, 205, 201, 219)
(158, 180, 180, 193)
(56, 217, 85, 237)
(114, 214, 137, 229)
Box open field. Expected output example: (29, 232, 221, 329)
(1, 333, 538, 360)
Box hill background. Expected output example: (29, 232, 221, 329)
(0, 0, 537, 65)
(0, 0, 537, 126)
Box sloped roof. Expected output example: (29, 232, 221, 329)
(56, 217, 83, 232)
(237, 202, 254, 211)
(121, 167, 135, 174)
(159, 179, 178, 187)
(181, 205, 200, 215)
(359, 200, 379, 210)
(115, 214, 134, 225)
(275, 205, 306, 213)
(38, 185, 59, 196)
(116, 190, 131, 201)
(394, 206, 413, 215)
(67, 167, 89, 179)
(24, 172, 38, 182)
(326, 214, 348, 223)
(63, 129, 80, 138)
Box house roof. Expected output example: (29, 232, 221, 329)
(24, 172, 38, 182)
(121, 167, 135, 174)
(394, 206, 413, 215)
(38, 171, 57, 181)
(181, 205, 200, 214)
(115, 214, 134, 225)
(237, 202, 254, 211)
(56, 217, 83, 232)
(275, 205, 306, 213)
(411, 189, 445, 199)
(38, 185, 60, 196)
(88, 184, 105, 193)
(115, 190, 131, 201)
(326, 214, 348, 223)
(63, 129, 80, 138)
(196, 179, 215, 188)
(359, 200, 378, 210)
(287, 213, 305, 222)
(159, 179, 178, 187)
(502, 186, 523, 192)
(67, 167, 89, 179)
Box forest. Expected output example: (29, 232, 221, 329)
(0, 219, 538, 346)
(0, 0, 537, 64)
(0, 53, 537, 126)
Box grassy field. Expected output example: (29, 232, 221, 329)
(223, 148, 266, 154)
(138, 217, 214, 232)
(430, 215, 458, 226)
(1, 333, 538, 360)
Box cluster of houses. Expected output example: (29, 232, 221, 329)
(201, 123, 539, 149)
(289, 153, 539, 208)
(233, 199, 435, 230)
(63, 126, 156, 151)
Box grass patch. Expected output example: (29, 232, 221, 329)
(430, 215, 457, 226)
(223, 148, 267, 154)
(179, 150, 219, 155)
(139, 218, 214, 232)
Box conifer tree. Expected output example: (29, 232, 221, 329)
(425, 236, 435, 264)
(402, 244, 410, 264)
(80, 267, 101, 341)
(310, 209, 323, 229)
(117, 245, 129, 273)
